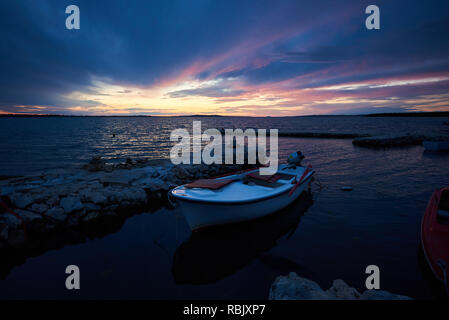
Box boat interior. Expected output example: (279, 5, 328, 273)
(174, 165, 310, 203)
(242, 172, 296, 188)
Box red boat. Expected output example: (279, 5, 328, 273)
(421, 187, 449, 294)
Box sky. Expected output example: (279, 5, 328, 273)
(1, 0, 449, 116)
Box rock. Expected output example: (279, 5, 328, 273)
(83, 156, 107, 172)
(0, 223, 9, 241)
(185, 166, 199, 176)
(132, 177, 151, 187)
(360, 289, 411, 300)
(46, 196, 59, 206)
(45, 207, 67, 223)
(152, 171, 160, 178)
(11, 193, 34, 209)
(141, 166, 158, 178)
(16, 209, 42, 223)
(102, 187, 124, 203)
(198, 164, 210, 173)
(87, 180, 102, 187)
(269, 273, 412, 300)
(30, 203, 49, 214)
(85, 202, 101, 212)
(136, 158, 149, 165)
(100, 173, 134, 186)
(162, 173, 181, 186)
(26, 191, 52, 204)
(325, 279, 361, 299)
(28, 179, 44, 185)
(0, 186, 14, 196)
(0, 213, 24, 241)
(42, 177, 66, 187)
(147, 178, 169, 192)
(16, 209, 46, 234)
(269, 273, 330, 300)
(80, 189, 107, 205)
(82, 211, 100, 222)
(53, 185, 77, 197)
(172, 166, 189, 180)
(60, 196, 84, 214)
(0, 213, 22, 229)
(121, 187, 147, 204)
(103, 186, 146, 205)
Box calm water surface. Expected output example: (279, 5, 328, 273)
(0, 117, 448, 299)
(1, 116, 448, 176)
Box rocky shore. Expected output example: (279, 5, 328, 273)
(0, 157, 250, 262)
(269, 272, 412, 300)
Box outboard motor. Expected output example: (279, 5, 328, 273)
(287, 151, 304, 166)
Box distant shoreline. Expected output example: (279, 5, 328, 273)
(1, 111, 449, 118)
(363, 111, 449, 118)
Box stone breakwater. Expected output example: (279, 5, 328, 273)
(279, 132, 369, 139)
(279, 131, 449, 148)
(352, 134, 449, 148)
(269, 272, 412, 300)
(0, 157, 251, 252)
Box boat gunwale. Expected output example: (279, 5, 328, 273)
(420, 187, 449, 284)
(170, 171, 314, 205)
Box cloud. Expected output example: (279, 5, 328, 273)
(167, 87, 246, 98)
(1, 0, 449, 115)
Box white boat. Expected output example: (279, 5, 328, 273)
(169, 155, 314, 231)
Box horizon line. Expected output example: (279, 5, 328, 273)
(1, 111, 449, 118)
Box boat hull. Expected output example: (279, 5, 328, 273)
(175, 175, 312, 231)
(421, 187, 449, 288)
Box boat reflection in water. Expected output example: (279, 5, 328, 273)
(172, 190, 313, 285)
